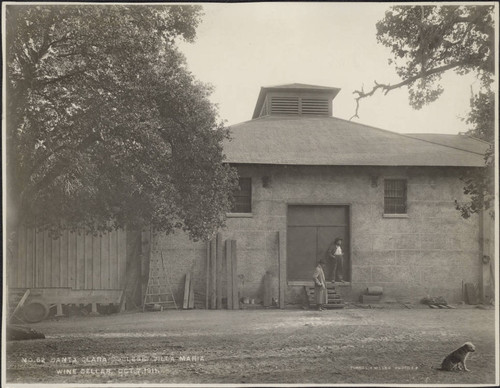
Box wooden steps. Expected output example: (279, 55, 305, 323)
(304, 284, 345, 309)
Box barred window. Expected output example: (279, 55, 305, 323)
(231, 177, 252, 213)
(384, 179, 407, 214)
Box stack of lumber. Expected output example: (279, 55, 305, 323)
(205, 234, 239, 309)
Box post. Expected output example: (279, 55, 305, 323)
(205, 242, 210, 309)
(216, 233, 223, 309)
(478, 209, 485, 303)
(183, 272, 190, 309)
(278, 230, 286, 309)
(210, 239, 216, 309)
(231, 240, 239, 310)
(141, 228, 151, 306)
(226, 240, 233, 310)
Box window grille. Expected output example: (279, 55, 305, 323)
(384, 179, 407, 214)
(231, 177, 252, 213)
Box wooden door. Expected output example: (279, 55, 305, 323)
(287, 205, 349, 282)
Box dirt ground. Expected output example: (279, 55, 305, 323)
(5, 305, 497, 385)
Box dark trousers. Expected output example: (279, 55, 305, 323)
(330, 254, 344, 281)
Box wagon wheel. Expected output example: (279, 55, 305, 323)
(22, 300, 50, 323)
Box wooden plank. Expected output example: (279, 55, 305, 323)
(263, 271, 272, 307)
(278, 230, 286, 309)
(216, 233, 223, 309)
(18, 225, 26, 288)
(118, 229, 127, 289)
(36, 229, 44, 287)
(231, 240, 239, 310)
(68, 231, 77, 289)
(85, 233, 93, 289)
(210, 239, 216, 309)
(188, 273, 195, 309)
(44, 230, 52, 287)
(205, 242, 210, 309)
(10, 289, 30, 321)
(225, 239, 233, 310)
(92, 234, 101, 289)
(101, 231, 110, 289)
(51, 234, 60, 287)
(76, 231, 85, 289)
(60, 229, 68, 288)
(465, 283, 478, 305)
(119, 290, 126, 312)
(26, 227, 34, 287)
(183, 272, 190, 309)
(109, 229, 118, 289)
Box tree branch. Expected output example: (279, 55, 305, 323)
(35, 68, 87, 87)
(350, 60, 464, 120)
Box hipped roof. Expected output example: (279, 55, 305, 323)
(223, 116, 487, 167)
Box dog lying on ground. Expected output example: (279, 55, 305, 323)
(439, 342, 475, 371)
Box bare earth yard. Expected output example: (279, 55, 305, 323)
(5, 306, 497, 385)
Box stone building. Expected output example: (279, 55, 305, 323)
(151, 83, 493, 307)
(8, 83, 492, 321)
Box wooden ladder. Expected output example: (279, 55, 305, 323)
(143, 251, 178, 311)
(304, 284, 345, 309)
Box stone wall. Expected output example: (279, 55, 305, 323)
(152, 165, 481, 305)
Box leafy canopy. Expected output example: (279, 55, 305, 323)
(6, 4, 238, 239)
(376, 5, 494, 109)
(351, 5, 495, 218)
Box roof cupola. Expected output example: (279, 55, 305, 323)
(252, 83, 340, 119)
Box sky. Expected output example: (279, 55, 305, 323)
(177, 2, 483, 135)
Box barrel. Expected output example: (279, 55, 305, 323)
(366, 286, 383, 296)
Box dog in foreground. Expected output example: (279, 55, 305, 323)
(439, 342, 475, 371)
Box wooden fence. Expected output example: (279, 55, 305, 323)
(9, 226, 127, 290)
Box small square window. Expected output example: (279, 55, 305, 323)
(231, 177, 252, 213)
(384, 179, 407, 214)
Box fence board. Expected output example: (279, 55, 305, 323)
(68, 231, 77, 289)
(101, 231, 110, 289)
(18, 226, 26, 288)
(109, 230, 117, 289)
(36, 229, 44, 287)
(85, 233, 93, 289)
(92, 234, 101, 289)
(44, 231, 52, 287)
(26, 227, 34, 287)
(117, 229, 127, 288)
(51, 235, 60, 287)
(76, 232, 85, 289)
(60, 230, 68, 288)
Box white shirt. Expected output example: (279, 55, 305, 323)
(334, 245, 342, 255)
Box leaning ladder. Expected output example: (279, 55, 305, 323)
(143, 251, 178, 311)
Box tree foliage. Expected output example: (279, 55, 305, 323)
(351, 5, 495, 218)
(6, 4, 238, 239)
(352, 5, 494, 116)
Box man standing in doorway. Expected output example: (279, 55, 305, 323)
(313, 259, 327, 311)
(327, 237, 344, 283)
